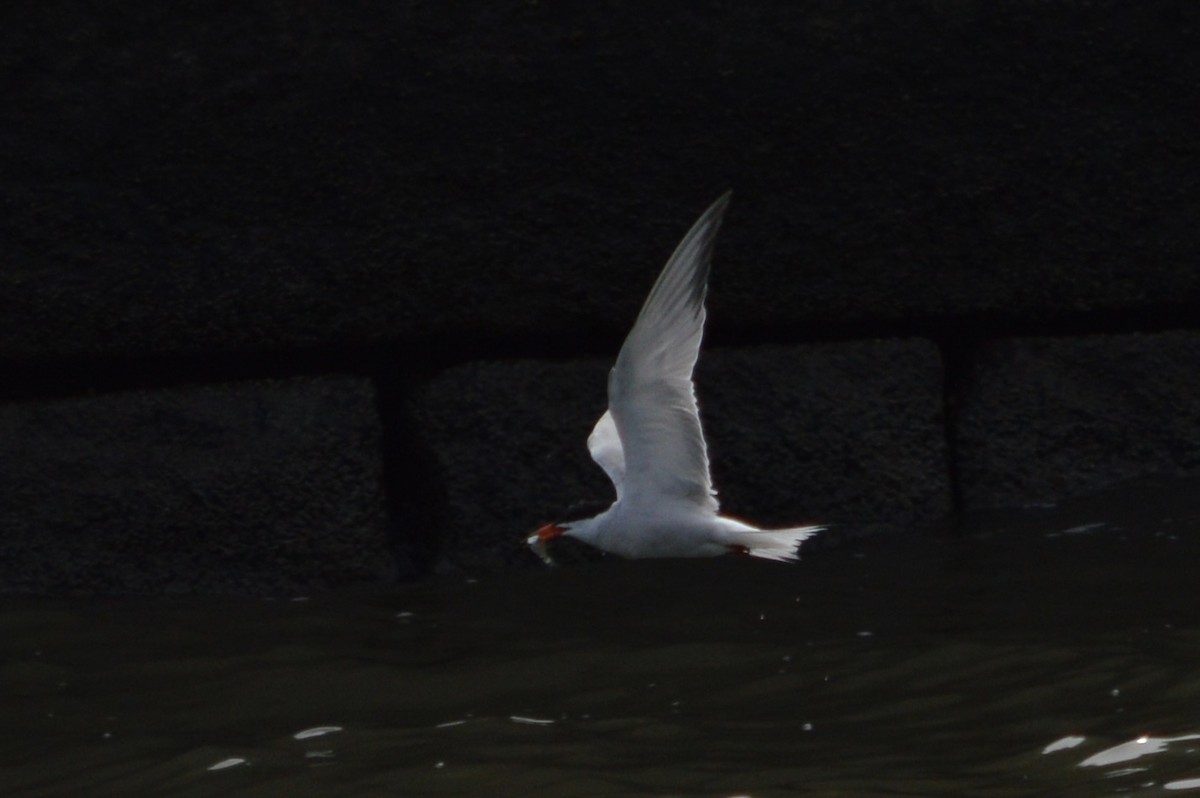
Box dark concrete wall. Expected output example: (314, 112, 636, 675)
(2, 2, 1198, 592)
(0, 377, 391, 594)
(956, 331, 1200, 509)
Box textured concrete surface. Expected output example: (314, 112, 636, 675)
(0, 376, 392, 594)
(2, 3, 1197, 365)
(955, 331, 1200, 509)
(412, 339, 950, 574)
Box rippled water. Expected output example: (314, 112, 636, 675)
(4, 478, 1200, 797)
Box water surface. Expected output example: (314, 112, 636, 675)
(4, 478, 1200, 796)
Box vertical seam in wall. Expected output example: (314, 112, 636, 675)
(937, 335, 967, 520)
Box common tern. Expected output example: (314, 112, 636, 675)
(528, 193, 824, 563)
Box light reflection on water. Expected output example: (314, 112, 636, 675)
(1078, 734, 1200, 769)
(2, 478, 1200, 797)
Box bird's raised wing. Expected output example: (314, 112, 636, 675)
(600, 192, 730, 513)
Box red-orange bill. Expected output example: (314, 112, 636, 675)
(531, 523, 565, 543)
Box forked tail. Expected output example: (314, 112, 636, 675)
(735, 525, 824, 563)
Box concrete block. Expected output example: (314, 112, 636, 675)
(955, 331, 1200, 509)
(0, 376, 392, 595)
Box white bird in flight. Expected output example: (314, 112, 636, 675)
(528, 193, 824, 564)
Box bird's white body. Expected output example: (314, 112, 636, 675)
(563, 506, 816, 562)
(530, 193, 823, 563)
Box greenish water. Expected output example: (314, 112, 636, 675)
(3, 479, 1200, 796)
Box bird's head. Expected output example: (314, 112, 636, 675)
(526, 517, 603, 566)
(528, 516, 603, 545)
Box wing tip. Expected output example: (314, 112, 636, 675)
(698, 190, 733, 233)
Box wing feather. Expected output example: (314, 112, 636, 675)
(601, 192, 730, 512)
